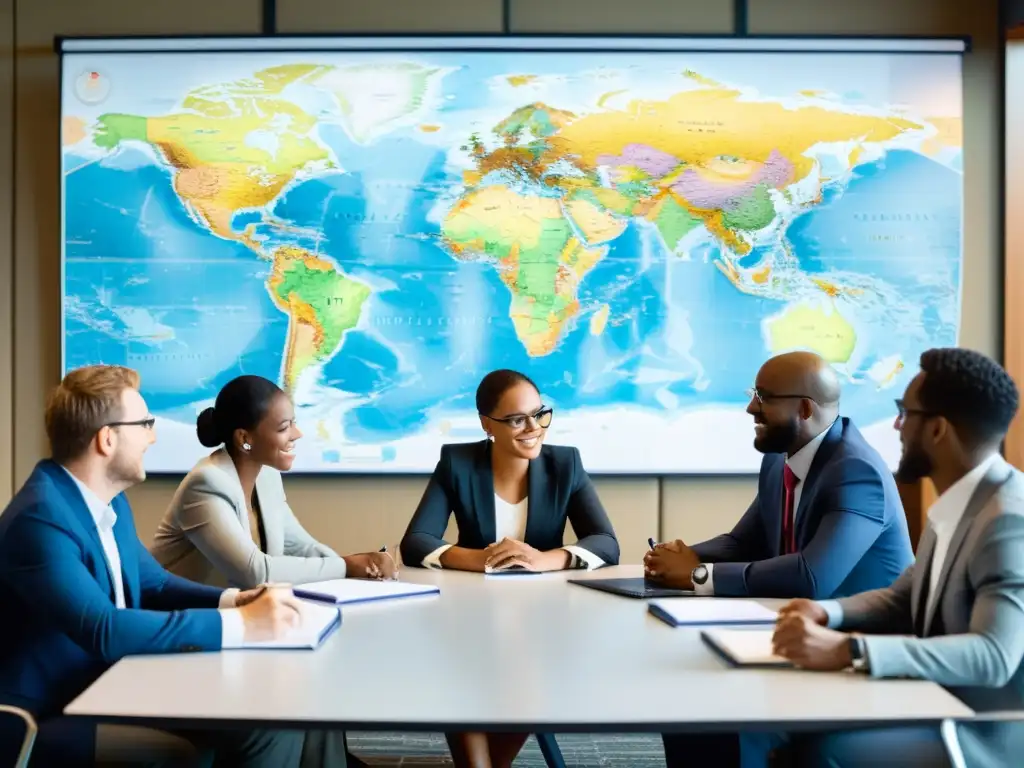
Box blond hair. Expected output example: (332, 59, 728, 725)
(45, 365, 141, 463)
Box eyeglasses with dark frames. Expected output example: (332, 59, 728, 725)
(482, 406, 553, 431)
(104, 418, 156, 430)
(894, 399, 933, 424)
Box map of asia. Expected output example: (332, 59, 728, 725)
(61, 45, 963, 473)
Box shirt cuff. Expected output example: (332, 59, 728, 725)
(422, 544, 453, 569)
(219, 608, 246, 649)
(694, 563, 715, 595)
(562, 545, 604, 570)
(819, 599, 844, 629)
(219, 588, 239, 609)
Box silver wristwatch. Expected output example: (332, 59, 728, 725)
(849, 635, 870, 672)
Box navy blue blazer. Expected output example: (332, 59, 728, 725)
(693, 417, 914, 599)
(400, 441, 620, 567)
(0, 461, 225, 765)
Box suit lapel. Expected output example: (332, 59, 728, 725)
(111, 496, 139, 608)
(473, 442, 497, 545)
(209, 449, 252, 535)
(523, 450, 553, 545)
(254, 471, 282, 555)
(923, 459, 1014, 634)
(912, 526, 937, 637)
(792, 419, 844, 544)
(41, 461, 119, 604)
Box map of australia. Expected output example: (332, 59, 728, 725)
(60, 45, 963, 474)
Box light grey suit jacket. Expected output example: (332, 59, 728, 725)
(150, 448, 349, 589)
(826, 457, 1024, 768)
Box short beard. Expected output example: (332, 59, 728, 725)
(754, 418, 799, 455)
(895, 446, 932, 484)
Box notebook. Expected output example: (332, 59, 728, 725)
(700, 629, 792, 668)
(294, 578, 440, 605)
(241, 599, 342, 650)
(648, 598, 777, 627)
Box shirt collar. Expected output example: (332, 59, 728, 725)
(927, 453, 999, 530)
(61, 466, 118, 533)
(785, 418, 835, 482)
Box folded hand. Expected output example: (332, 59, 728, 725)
(643, 539, 699, 588)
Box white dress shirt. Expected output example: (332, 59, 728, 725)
(695, 420, 834, 595)
(921, 452, 998, 617)
(62, 468, 245, 647)
(423, 493, 605, 570)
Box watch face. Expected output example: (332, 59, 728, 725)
(692, 565, 708, 584)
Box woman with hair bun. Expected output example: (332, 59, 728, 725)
(151, 374, 395, 589)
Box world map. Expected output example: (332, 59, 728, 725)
(60, 45, 963, 473)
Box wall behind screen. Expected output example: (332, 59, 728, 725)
(0, 0, 1001, 564)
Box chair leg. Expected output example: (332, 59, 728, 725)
(535, 733, 566, 768)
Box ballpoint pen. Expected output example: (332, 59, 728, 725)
(648, 537, 657, 550)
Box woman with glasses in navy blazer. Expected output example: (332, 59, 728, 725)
(400, 369, 620, 768)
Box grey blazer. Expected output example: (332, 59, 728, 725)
(150, 448, 348, 589)
(830, 457, 1024, 768)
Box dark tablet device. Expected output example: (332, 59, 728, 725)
(568, 577, 696, 599)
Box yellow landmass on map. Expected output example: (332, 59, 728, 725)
(549, 88, 921, 186)
(507, 75, 538, 87)
(63, 116, 86, 147)
(922, 117, 963, 156)
(564, 198, 627, 245)
(766, 301, 856, 363)
(590, 304, 610, 336)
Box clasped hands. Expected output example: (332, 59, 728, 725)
(482, 537, 570, 572)
(344, 551, 398, 580)
(770, 598, 853, 671)
(643, 539, 700, 588)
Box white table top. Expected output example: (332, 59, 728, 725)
(65, 566, 974, 733)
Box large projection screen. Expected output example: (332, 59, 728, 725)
(60, 36, 965, 475)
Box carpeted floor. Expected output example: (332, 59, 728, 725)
(347, 732, 666, 766)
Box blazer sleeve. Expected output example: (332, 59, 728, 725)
(565, 448, 619, 564)
(174, 475, 348, 589)
(692, 496, 769, 563)
(827, 563, 916, 635)
(0, 509, 222, 663)
(860, 514, 1024, 687)
(709, 458, 890, 599)
(400, 449, 455, 567)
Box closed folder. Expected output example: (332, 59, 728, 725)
(241, 599, 342, 650)
(293, 578, 440, 605)
(701, 629, 792, 667)
(648, 598, 778, 627)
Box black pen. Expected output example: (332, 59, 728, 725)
(648, 537, 657, 550)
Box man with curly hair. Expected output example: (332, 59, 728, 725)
(772, 347, 1024, 767)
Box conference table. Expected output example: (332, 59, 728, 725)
(64, 565, 973, 737)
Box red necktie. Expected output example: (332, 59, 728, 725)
(781, 464, 798, 555)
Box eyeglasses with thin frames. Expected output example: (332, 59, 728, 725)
(894, 399, 933, 426)
(746, 388, 816, 407)
(482, 406, 553, 431)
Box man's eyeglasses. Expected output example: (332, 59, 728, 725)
(746, 387, 815, 406)
(894, 399, 933, 424)
(105, 418, 156, 430)
(483, 406, 553, 431)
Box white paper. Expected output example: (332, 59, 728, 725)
(702, 629, 791, 666)
(650, 597, 777, 625)
(243, 599, 341, 650)
(294, 578, 439, 604)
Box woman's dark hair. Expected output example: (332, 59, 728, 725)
(196, 375, 285, 449)
(475, 369, 539, 416)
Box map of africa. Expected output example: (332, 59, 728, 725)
(60, 42, 963, 473)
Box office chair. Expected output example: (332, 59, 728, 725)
(536, 732, 566, 768)
(0, 705, 37, 768)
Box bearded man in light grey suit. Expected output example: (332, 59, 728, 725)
(770, 347, 1024, 768)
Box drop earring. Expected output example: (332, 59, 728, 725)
(242, 442, 251, 452)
